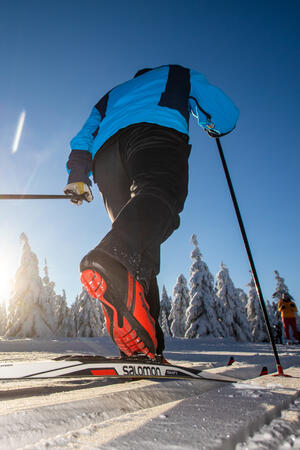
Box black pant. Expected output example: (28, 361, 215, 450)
(93, 123, 191, 353)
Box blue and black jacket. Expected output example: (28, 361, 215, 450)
(67, 65, 239, 185)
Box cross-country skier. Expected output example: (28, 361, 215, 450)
(278, 292, 299, 344)
(64, 65, 239, 360)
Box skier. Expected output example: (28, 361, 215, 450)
(64, 65, 239, 360)
(277, 293, 299, 344)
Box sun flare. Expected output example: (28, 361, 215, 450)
(12, 110, 26, 154)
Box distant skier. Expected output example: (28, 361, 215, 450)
(278, 293, 299, 344)
(64, 65, 239, 359)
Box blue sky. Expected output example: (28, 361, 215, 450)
(0, 0, 299, 310)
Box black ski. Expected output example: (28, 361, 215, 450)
(0, 354, 239, 382)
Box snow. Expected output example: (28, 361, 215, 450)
(0, 336, 299, 449)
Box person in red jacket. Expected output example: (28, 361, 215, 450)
(278, 293, 299, 344)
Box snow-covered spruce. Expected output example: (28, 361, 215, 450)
(6, 233, 56, 337)
(169, 274, 189, 337)
(236, 288, 248, 307)
(68, 288, 106, 337)
(266, 299, 277, 329)
(185, 234, 224, 338)
(43, 259, 69, 336)
(41, 259, 61, 335)
(245, 275, 269, 342)
(272, 269, 291, 301)
(215, 262, 252, 341)
(54, 290, 70, 337)
(159, 285, 172, 336)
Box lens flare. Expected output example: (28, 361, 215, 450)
(12, 110, 26, 153)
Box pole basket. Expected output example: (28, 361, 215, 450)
(272, 364, 292, 377)
(260, 366, 268, 376)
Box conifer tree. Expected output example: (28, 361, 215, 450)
(41, 259, 59, 334)
(169, 274, 189, 337)
(236, 288, 248, 306)
(245, 275, 268, 342)
(272, 270, 290, 301)
(55, 290, 70, 337)
(66, 301, 77, 337)
(159, 285, 172, 336)
(6, 233, 55, 337)
(215, 263, 251, 341)
(266, 299, 277, 328)
(161, 309, 171, 337)
(71, 288, 106, 337)
(185, 235, 224, 338)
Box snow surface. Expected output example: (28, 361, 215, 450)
(0, 336, 300, 449)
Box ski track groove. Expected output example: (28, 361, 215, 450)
(0, 373, 220, 449)
(0, 341, 299, 449)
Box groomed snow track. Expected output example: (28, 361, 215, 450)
(0, 363, 300, 449)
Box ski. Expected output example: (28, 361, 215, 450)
(0, 355, 240, 382)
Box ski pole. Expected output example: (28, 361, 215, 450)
(0, 194, 86, 200)
(215, 137, 288, 377)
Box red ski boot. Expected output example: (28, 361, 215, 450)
(80, 252, 157, 359)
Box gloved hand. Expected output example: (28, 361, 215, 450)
(64, 182, 93, 205)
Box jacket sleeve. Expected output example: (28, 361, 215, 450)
(66, 107, 102, 185)
(291, 302, 298, 312)
(189, 70, 239, 136)
(70, 107, 102, 151)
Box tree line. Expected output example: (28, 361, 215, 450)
(0, 233, 296, 342)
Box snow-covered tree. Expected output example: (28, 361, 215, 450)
(159, 285, 172, 336)
(41, 259, 59, 334)
(169, 274, 189, 337)
(266, 299, 277, 328)
(215, 263, 251, 341)
(66, 301, 77, 337)
(54, 290, 70, 337)
(236, 288, 248, 307)
(245, 275, 268, 342)
(6, 233, 55, 337)
(185, 235, 224, 338)
(0, 302, 7, 335)
(272, 270, 291, 301)
(70, 288, 106, 337)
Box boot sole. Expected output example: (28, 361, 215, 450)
(81, 269, 157, 359)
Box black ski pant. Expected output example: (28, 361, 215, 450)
(93, 123, 191, 353)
